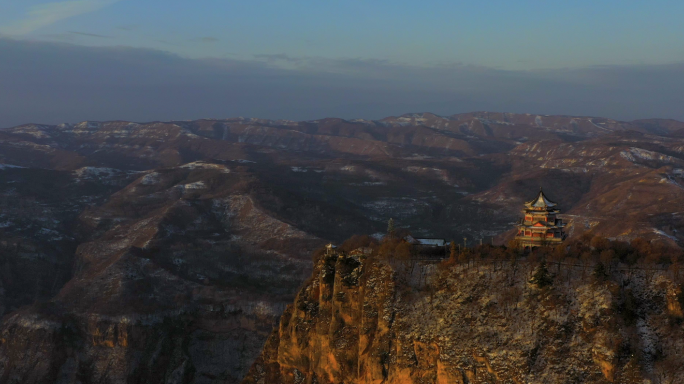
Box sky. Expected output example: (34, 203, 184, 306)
(0, 0, 683, 127)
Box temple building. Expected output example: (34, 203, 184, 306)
(515, 189, 566, 249)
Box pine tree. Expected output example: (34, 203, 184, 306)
(387, 218, 395, 239)
(593, 261, 608, 280)
(530, 260, 552, 288)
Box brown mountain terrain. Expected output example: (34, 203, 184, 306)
(0, 112, 684, 383)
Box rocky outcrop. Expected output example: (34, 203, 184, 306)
(244, 252, 684, 383)
(0, 303, 278, 384)
(243, 253, 397, 384)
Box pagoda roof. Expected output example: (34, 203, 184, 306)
(518, 220, 564, 228)
(524, 189, 557, 209)
(518, 223, 559, 229)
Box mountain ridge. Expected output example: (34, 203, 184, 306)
(1, 111, 684, 383)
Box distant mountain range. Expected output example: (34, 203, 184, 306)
(1, 112, 684, 383)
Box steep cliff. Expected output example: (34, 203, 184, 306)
(243, 251, 684, 383)
(0, 301, 279, 384)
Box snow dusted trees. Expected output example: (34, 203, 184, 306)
(386, 218, 395, 239)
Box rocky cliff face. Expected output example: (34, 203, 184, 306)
(244, 251, 684, 383)
(0, 303, 279, 383)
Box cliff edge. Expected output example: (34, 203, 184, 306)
(243, 247, 684, 383)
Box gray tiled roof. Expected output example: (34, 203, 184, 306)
(524, 189, 557, 208)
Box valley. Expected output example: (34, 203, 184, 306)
(1, 112, 684, 383)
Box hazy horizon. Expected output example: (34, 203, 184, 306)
(1, 1, 683, 128)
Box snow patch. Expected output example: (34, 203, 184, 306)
(620, 147, 677, 164)
(652, 229, 678, 241)
(12, 127, 51, 139)
(141, 172, 161, 185)
(0, 164, 25, 170)
(179, 161, 231, 172)
(637, 319, 659, 358)
(178, 181, 206, 190)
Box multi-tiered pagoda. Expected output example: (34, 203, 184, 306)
(515, 188, 566, 249)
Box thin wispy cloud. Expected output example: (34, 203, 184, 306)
(191, 37, 219, 43)
(0, 0, 120, 35)
(156, 39, 183, 47)
(253, 53, 304, 64)
(67, 31, 112, 38)
(116, 24, 137, 31)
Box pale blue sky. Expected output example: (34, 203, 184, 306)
(2, 0, 684, 69)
